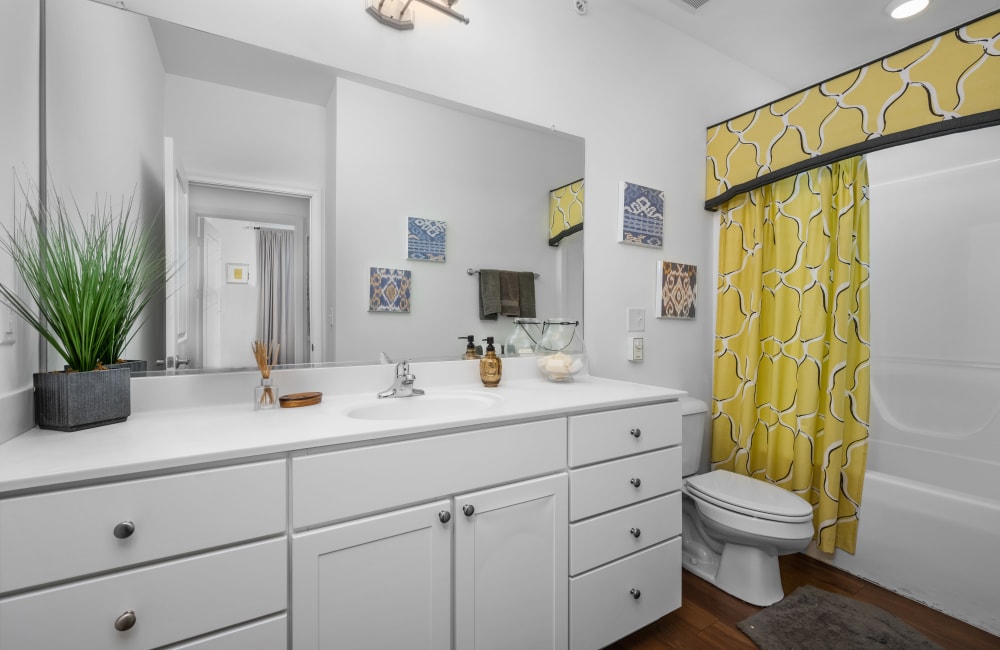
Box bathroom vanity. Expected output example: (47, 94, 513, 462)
(0, 360, 684, 649)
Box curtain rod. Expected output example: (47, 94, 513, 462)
(467, 268, 540, 278)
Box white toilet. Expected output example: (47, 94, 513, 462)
(679, 397, 814, 606)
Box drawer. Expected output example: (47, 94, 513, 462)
(0, 538, 287, 650)
(569, 538, 681, 650)
(168, 614, 286, 649)
(293, 418, 566, 528)
(568, 402, 680, 467)
(0, 460, 287, 593)
(569, 447, 681, 521)
(569, 493, 680, 576)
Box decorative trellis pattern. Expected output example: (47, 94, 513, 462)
(548, 179, 584, 246)
(705, 11, 1000, 208)
(713, 157, 870, 554)
(369, 267, 411, 313)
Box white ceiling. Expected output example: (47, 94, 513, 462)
(620, 0, 999, 91)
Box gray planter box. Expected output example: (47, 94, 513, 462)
(34, 367, 131, 431)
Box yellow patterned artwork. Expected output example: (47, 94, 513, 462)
(706, 10, 1000, 208)
(548, 179, 584, 246)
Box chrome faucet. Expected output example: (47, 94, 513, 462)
(377, 360, 425, 398)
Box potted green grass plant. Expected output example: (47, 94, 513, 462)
(0, 179, 166, 431)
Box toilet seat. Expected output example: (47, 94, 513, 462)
(685, 470, 813, 524)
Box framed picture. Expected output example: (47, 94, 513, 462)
(226, 263, 250, 284)
(658, 261, 696, 319)
(407, 217, 447, 262)
(369, 267, 412, 313)
(619, 181, 664, 247)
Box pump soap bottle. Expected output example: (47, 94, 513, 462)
(480, 336, 502, 387)
(459, 335, 480, 360)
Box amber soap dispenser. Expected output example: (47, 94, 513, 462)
(459, 334, 480, 360)
(480, 336, 502, 387)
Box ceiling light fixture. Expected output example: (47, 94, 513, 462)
(367, 0, 470, 30)
(885, 0, 930, 20)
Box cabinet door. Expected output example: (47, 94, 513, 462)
(291, 500, 452, 650)
(454, 473, 568, 650)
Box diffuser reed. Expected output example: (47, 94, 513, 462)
(252, 340, 279, 409)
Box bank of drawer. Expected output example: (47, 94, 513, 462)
(569, 493, 681, 576)
(569, 538, 681, 650)
(0, 538, 287, 650)
(168, 614, 287, 649)
(568, 402, 680, 467)
(0, 460, 286, 594)
(293, 418, 566, 528)
(569, 447, 681, 521)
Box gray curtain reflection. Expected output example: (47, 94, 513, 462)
(256, 228, 295, 364)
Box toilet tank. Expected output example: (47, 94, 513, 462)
(680, 396, 710, 477)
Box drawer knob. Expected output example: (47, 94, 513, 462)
(630, 428, 641, 438)
(630, 527, 641, 538)
(630, 588, 641, 600)
(114, 610, 137, 632)
(113, 521, 135, 539)
(438, 510, 452, 524)
(630, 477, 642, 488)
(462, 504, 475, 517)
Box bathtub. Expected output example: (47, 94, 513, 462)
(807, 357, 1000, 636)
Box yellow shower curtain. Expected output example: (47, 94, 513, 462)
(713, 156, 870, 554)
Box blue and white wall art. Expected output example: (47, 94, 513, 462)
(618, 181, 664, 247)
(407, 217, 447, 262)
(369, 267, 412, 313)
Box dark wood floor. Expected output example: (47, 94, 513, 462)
(609, 553, 1000, 649)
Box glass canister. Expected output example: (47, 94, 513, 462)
(536, 319, 587, 382)
(505, 318, 542, 357)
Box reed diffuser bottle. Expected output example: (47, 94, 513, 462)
(252, 340, 280, 410)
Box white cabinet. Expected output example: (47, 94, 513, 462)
(455, 474, 568, 650)
(291, 500, 453, 650)
(567, 402, 683, 650)
(0, 460, 288, 650)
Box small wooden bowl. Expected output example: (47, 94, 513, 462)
(278, 391, 323, 408)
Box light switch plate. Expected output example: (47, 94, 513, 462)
(1, 305, 15, 345)
(627, 308, 645, 332)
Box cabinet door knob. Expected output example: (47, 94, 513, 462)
(114, 610, 137, 631)
(630, 477, 642, 488)
(630, 588, 641, 600)
(113, 521, 135, 539)
(630, 527, 641, 538)
(630, 428, 641, 438)
(438, 510, 451, 524)
(462, 504, 475, 517)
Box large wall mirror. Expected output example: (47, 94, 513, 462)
(44, 0, 585, 374)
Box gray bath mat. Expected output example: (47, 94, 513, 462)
(737, 585, 943, 650)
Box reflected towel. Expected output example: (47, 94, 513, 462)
(517, 271, 536, 319)
(499, 271, 520, 316)
(479, 269, 501, 320)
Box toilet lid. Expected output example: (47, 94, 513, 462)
(685, 470, 813, 523)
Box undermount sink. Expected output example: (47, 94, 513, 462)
(346, 392, 500, 420)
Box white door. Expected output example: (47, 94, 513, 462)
(201, 220, 223, 369)
(164, 136, 190, 370)
(454, 473, 569, 650)
(291, 500, 452, 650)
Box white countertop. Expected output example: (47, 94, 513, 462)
(0, 362, 684, 493)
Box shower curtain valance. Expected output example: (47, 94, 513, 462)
(705, 10, 1000, 210)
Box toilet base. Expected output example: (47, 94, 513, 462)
(682, 541, 786, 607)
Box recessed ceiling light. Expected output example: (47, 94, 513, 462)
(885, 0, 930, 20)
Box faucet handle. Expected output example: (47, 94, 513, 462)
(396, 360, 411, 376)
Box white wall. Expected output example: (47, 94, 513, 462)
(45, 0, 166, 369)
(334, 78, 583, 362)
(121, 0, 787, 404)
(0, 0, 40, 443)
